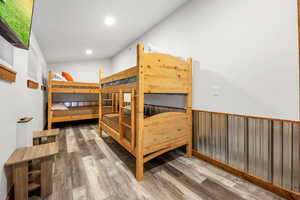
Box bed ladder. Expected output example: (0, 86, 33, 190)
(103, 93, 119, 113)
(119, 89, 136, 151)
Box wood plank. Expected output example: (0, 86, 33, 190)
(143, 52, 190, 94)
(51, 114, 99, 123)
(81, 156, 110, 200)
(101, 66, 138, 84)
(144, 64, 189, 93)
(48, 71, 53, 130)
(6, 142, 59, 166)
(52, 80, 99, 87)
(186, 58, 193, 157)
(143, 140, 187, 163)
(144, 136, 188, 155)
(131, 89, 136, 151)
(136, 44, 145, 181)
(41, 156, 53, 198)
(28, 183, 40, 192)
(51, 88, 99, 94)
(0, 63, 16, 82)
(119, 91, 124, 141)
(33, 129, 59, 139)
(143, 112, 189, 154)
(27, 80, 39, 89)
(13, 162, 28, 200)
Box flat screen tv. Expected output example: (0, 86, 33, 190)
(0, 0, 35, 49)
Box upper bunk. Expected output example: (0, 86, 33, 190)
(48, 71, 99, 94)
(100, 44, 192, 94)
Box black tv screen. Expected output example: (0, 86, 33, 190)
(0, 0, 35, 49)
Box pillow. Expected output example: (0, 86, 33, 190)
(62, 72, 74, 82)
(51, 103, 69, 111)
(53, 73, 67, 81)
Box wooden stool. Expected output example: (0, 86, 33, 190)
(33, 129, 59, 145)
(5, 142, 59, 200)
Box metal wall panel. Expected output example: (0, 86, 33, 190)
(194, 112, 212, 156)
(293, 123, 300, 192)
(200, 113, 212, 156)
(192, 111, 300, 193)
(282, 123, 293, 190)
(247, 119, 271, 181)
(273, 121, 283, 186)
(192, 112, 198, 151)
(211, 114, 228, 163)
(228, 116, 247, 171)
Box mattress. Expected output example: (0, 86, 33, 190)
(102, 77, 137, 87)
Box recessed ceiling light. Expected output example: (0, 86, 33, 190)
(105, 16, 116, 26)
(86, 49, 93, 55)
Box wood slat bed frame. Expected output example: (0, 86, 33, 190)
(99, 44, 193, 181)
(48, 71, 100, 129)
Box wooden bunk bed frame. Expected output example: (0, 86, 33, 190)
(99, 44, 192, 181)
(48, 71, 100, 129)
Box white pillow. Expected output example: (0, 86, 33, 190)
(53, 72, 67, 81)
(51, 103, 69, 111)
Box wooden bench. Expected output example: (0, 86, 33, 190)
(33, 129, 59, 145)
(5, 142, 59, 200)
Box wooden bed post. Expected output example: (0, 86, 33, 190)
(136, 44, 145, 181)
(99, 69, 103, 137)
(131, 88, 136, 151)
(186, 58, 193, 157)
(119, 91, 124, 140)
(48, 71, 53, 130)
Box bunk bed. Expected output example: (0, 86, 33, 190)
(99, 44, 192, 181)
(48, 71, 101, 129)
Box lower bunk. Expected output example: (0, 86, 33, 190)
(99, 104, 192, 180)
(49, 105, 112, 128)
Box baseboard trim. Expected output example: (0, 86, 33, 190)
(192, 150, 300, 200)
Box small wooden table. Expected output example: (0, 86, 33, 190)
(33, 129, 59, 145)
(6, 142, 59, 200)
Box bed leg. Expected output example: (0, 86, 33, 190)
(48, 122, 52, 130)
(186, 142, 192, 158)
(99, 127, 103, 137)
(136, 156, 144, 181)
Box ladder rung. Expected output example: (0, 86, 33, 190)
(121, 122, 131, 128)
(103, 99, 112, 101)
(28, 170, 41, 176)
(28, 183, 40, 192)
(121, 107, 130, 110)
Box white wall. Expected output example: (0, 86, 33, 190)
(112, 0, 299, 120)
(0, 34, 47, 199)
(48, 59, 112, 83)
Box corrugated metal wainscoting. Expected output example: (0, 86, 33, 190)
(193, 110, 300, 193)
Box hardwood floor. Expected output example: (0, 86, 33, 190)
(31, 122, 285, 200)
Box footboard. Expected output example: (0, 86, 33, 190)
(143, 112, 189, 155)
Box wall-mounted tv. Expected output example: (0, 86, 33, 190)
(0, 0, 35, 49)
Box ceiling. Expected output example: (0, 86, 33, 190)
(32, 0, 188, 64)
